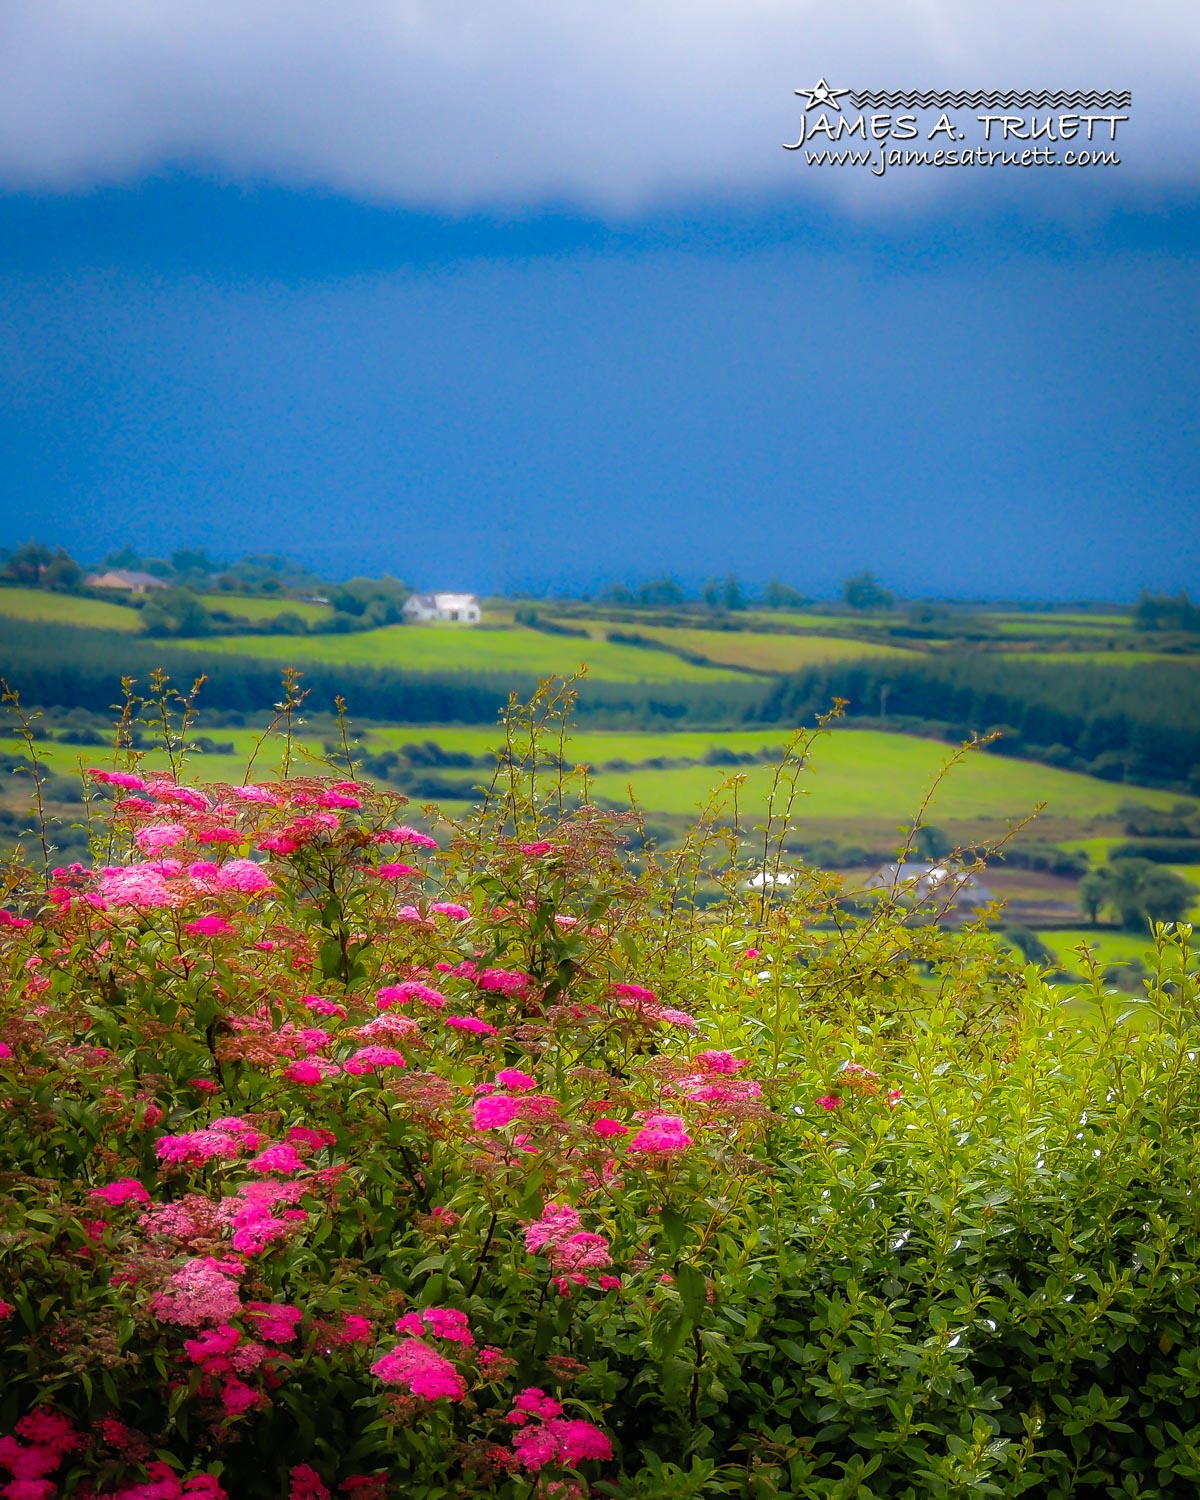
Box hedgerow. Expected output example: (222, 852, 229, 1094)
(1, 676, 1198, 1499)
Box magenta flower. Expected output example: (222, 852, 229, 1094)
(246, 1142, 306, 1175)
(472, 1094, 523, 1130)
(610, 982, 657, 1003)
(473, 967, 531, 995)
(371, 1338, 465, 1401)
(627, 1113, 692, 1155)
(246, 1302, 303, 1343)
(184, 915, 235, 938)
(445, 1015, 498, 1036)
(511, 1417, 613, 1471)
(393, 1306, 474, 1346)
(374, 863, 417, 880)
(507, 1387, 563, 1425)
(303, 995, 347, 1019)
(694, 1049, 746, 1074)
(90, 1178, 151, 1207)
(376, 981, 445, 1010)
(815, 1095, 841, 1111)
(496, 1068, 536, 1091)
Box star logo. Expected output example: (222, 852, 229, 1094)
(795, 78, 850, 112)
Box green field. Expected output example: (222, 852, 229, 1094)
(23, 724, 1198, 846)
(199, 594, 332, 625)
(0, 587, 141, 632)
(583, 732, 1198, 830)
(558, 621, 919, 672)
(171, 626, 745, 684)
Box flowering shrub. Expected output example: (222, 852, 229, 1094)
(1, 679, 1200, 1495)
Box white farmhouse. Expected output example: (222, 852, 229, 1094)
(402, 592, 482, 624)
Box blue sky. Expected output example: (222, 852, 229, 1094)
(0, 3, 1196, 599)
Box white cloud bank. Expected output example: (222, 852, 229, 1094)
(0, 0, 1194, 211)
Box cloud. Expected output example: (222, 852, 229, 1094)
(0, 0, 1195, 211)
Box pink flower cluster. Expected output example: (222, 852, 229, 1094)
(344, 1045, 408, 1075)
(504, 1390, 612, 1472)
(523, 1203, 613, 1291)
(370, 1339, 466, 1401)
(156, 1117, 264, 1167)
(90, 1177, 151, 1207)
(150, 1257, 243, 1328)
(611, 984, 697, 1031)
(627, 1113, 692, 1156)
(393, 1305, 473, 1345)
(374, 826, 438, 850)
(376, 981, 445, 1010)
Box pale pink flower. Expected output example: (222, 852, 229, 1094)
(209, 859, 273, 895)
(523, 1202, 581, 1253)
(429, 902, 470, 920)
(230, 784, 283, 805)
(135, 823, 189, 854)
(151, 1257, 242, 1327)
(374, 827, 438, 850)
(344, 1046, 407, 1075)
(88, 769, 147, 790)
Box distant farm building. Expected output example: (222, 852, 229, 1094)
(402, 592, 482, 624)
(866, 861, 993, 918)
(85, 570, 170, 594)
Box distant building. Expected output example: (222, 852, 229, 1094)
(85, 569, 169, 594)
(865, 860, 993, 916)
(402, 592, 482, 624)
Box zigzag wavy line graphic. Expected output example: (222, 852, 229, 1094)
(847, 89, 1131, 108)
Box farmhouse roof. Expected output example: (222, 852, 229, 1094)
(404, 591, 479, 609)
(85, 569, 170, 591)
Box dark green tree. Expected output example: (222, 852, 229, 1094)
(140, 588, 214, 639)
(763, 577, 808, 610)
(722, 574, 747, 612)
(637, 577, 685, 607)
(842, 570, 894, 612)
(1078, 868, 1111, 925)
